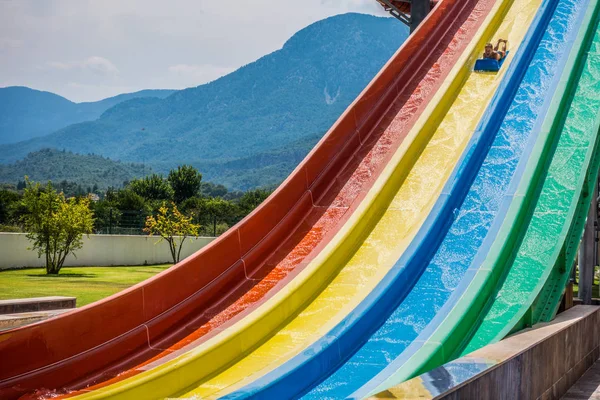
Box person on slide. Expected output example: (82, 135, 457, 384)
(483, 39, 508, 61)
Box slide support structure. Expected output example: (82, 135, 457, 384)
(411, 0, 431, 32)
(578, 172, 598, 304)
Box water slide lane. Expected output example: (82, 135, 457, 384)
(355, 0, 591, 395)
(216, 0, 542, 399)
(56, 2, 495, 400)
(462, 0, 600, 355)
(0, 2, 470, 399)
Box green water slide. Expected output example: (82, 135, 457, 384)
(463, 0, 600, 354)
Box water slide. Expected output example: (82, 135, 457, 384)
(51, 0, 498, 398)
(462, 0, 600, 353)
(0, 0, 487, 399)
(63, 0, 546, 397)
(222, 0, 555, 397)
(4, 0, 600, 399)
(216, 0, 600, 397)
(359, 0, 597, 394)
(371, 0, 600, 396)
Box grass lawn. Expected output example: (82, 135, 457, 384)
(0, 265, 171, 307)
(573, 279, 600, 298)
(571, 267, 599, 298)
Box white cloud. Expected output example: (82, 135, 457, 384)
(83, 56, 119, 76)
(46, 56, 119, 76)
(46, 61, 72, 70)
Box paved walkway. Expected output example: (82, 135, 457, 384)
(563, 360, 600, 399)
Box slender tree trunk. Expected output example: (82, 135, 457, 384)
(45, 248, 51, 274)
(45, 230, 52, 274)
(176, 236, 187, 263)
(168, 238, 177, 264)
(57, 242, 72, 273)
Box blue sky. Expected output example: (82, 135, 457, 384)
(0, 0, 387, 102)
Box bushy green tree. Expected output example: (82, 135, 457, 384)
(205, 198, 236, 236)
(237, 188, 271, 217)
(0, 189, 22, 225)
(168, 165, 202, 204)
(114, 188, 147, 211)
(200, 182, 229, 198)
(21, 179, 94, 274)
(129, 174, 174, 201)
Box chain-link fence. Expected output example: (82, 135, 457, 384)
(93, 207, 237, 237)
(94, 209, 147, 235)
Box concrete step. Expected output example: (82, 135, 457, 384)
(0, 296, 76, 314)
(0, 309, 71, 331)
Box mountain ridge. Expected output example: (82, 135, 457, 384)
(0, 86, 176, 144)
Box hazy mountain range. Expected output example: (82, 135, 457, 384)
(0, 87, 175, 144)
(0, 13, 408, 190)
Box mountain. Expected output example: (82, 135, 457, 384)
(0, 148, 152, 190)
(0, 87, 176, 144)
(0, 13, 408, 190)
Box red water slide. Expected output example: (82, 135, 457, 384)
(0, 1, 489, 398)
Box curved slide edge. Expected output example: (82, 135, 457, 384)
(359, 0, 591, 394)
(462, 0, 600, 355)
(0, 2, 461, 399)
(219, 0, 542, 398)
(60, 2, 495, 400)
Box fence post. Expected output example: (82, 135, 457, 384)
(109, 208, 113, 235)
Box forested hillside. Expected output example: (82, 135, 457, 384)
(0, 149, 152, 190)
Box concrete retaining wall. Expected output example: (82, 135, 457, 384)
(0, 233, 215, 270)
(375, 305, 600, 400)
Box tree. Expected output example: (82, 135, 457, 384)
(168, 165, 202, 204)
(144, 202, 200, 263)
(0, 189, 22, 225)
(237, 188, 271, 217)
(21, 179, 94, 274)
(200, 182, 228, 198)
(129, 174, 174, 201)
(205, 198, 236, 236)
(114, 188, 146, 211)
